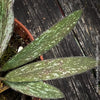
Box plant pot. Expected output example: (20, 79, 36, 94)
(0, 19, 42, 100)
(14, 18, 42, 100)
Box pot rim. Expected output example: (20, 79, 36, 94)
(14, 18, 34, 41)
(14, 18, 43, 61)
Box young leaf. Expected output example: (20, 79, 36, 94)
(5, 57, 96, 82)
(1, 10, 82, 71)
(0, 0, 14, 58)
(4, 81, 64, 99)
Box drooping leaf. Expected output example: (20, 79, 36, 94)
(5, 57, 96, 82)
(4, 81, 64, 99)
(0, 0, 14, 58)
(1, 10, 82, 71)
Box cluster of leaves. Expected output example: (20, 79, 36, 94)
(0, 0, 96, 99)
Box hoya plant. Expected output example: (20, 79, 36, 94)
(0, 0, 96, 99)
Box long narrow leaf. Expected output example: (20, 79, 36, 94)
(0, 0, 14, 58)
(5, 57, 96, 82)
(1, 10, 82, 71)
(5, 81, 64, 99)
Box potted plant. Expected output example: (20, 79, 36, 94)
(0, 18, 43, 100)
(0, 0, 96, 100)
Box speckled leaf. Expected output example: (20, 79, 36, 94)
(4, 81, 64, 99)
(0, 0, 14, 58)
(1, 10, 82, 71)
(5, 57, 96, 82)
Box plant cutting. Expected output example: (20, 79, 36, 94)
(0, 0, 97, 99)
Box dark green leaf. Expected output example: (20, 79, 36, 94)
(0, 0, 14, 57)
(2, 10, 82, 71)
(5, 81, 64, 99)
(5, 57, 96, 82)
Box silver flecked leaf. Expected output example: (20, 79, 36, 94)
(2, 10, 82, 71)
(0, 0, 14, 58)
(5, 57, 96, 82)
(5, 81, 64, 99)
